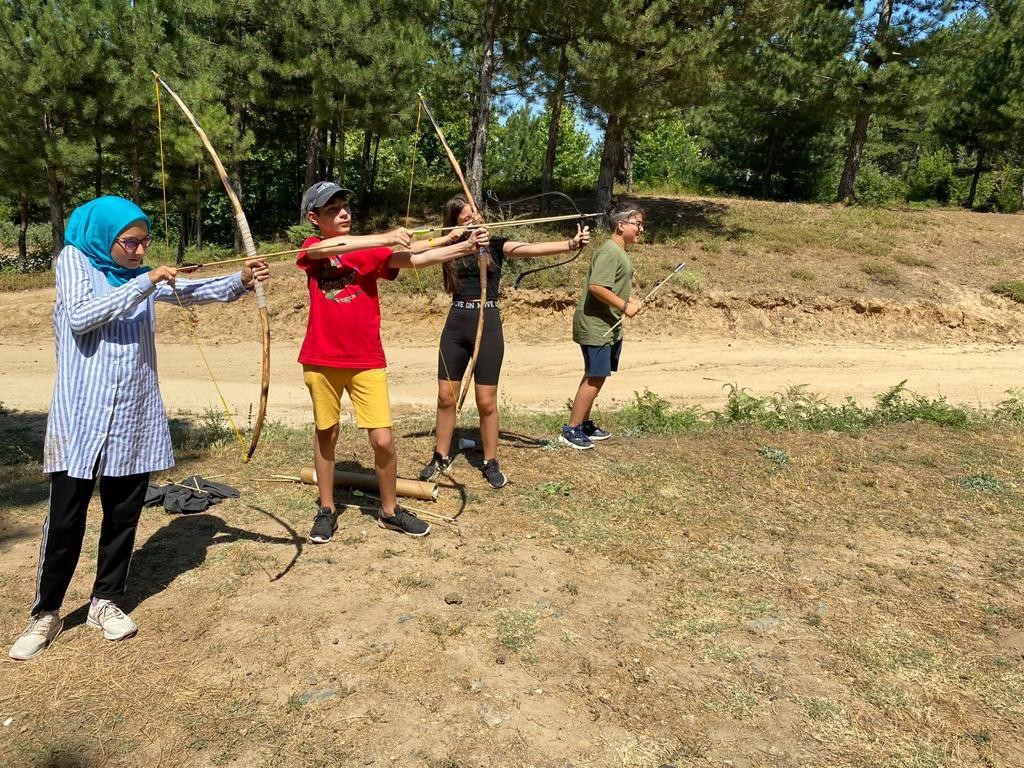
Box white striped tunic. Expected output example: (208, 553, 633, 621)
(44, 246, 249, 479)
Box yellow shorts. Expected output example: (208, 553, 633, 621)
(303, 366, 392, 431)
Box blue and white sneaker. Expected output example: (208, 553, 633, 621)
(581, 420, 611, 441)
(559, 425, 594, 450)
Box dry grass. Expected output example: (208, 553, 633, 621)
(3, 407, 1022, 767)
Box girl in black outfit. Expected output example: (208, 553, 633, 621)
(418, 195, 590, 488)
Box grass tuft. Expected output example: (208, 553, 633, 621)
(495, 607, 540, 654)
(991, 281, 1024, 303)
(860, 261, 901, 285)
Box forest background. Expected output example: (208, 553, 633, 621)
(1, 0, 1022, 270)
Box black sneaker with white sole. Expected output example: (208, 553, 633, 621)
(419, 451, 452, 481)
(581, 420, 611, 441)
(559, 424, 594, 450)
(482, 459, 508, 489)
(378, 505, 430, 537)
(309, 507, 338, 543)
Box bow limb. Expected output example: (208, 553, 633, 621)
(154, 72, 270, 463)
(417, 93, 487, 413)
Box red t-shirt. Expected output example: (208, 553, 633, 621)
(296, 237, 399, 369)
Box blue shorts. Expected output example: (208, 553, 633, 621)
(580, 340, 622, 378)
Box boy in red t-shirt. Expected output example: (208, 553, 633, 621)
(298, 181, 488, 542)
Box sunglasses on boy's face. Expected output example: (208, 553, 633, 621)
(115, 235, 153, 254)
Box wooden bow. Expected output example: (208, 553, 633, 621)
(417, 92, 487, 412)
(153, 72, 270, 463)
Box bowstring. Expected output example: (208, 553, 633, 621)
(486, 190, 589, 288)
(154, 74, 248, 458)
(404, 99, 460, 442)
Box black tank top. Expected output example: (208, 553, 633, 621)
(452, 237, 506, 302)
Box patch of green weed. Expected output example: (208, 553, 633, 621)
(992, 281, 1024, 303)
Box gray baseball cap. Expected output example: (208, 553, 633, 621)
(301, 181, 353, 214)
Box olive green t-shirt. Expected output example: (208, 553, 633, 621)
(572, 239, 633, 345)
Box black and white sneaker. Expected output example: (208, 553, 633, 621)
(559, 425, 594, 450)
(581, 420, 611, 441)
(309, 507, 338, 543)
(419, 451, 452, 481)
(378, 505, 431, 537)
(482, 459, 508, 489)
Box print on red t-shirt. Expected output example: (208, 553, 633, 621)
(296, 237, 399, 369)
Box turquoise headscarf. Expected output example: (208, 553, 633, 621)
(64, 196, 153, 287)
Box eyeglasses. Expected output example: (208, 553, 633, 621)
(623, 220, 644, 230)
(115, 235, 153, 254)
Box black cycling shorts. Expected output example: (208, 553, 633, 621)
(437, 305, 504, 386)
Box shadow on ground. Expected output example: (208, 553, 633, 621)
(108, 513, 294, 620)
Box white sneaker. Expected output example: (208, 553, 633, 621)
(9, 613, 62, 661)
(87, 600, 138, 641)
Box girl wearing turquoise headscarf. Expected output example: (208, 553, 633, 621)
(8, 196, 269, 661)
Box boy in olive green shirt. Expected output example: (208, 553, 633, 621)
(561, 201, 645, 450)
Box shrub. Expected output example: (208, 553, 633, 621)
(619, 389, 704, 435)
(854, 162, 909, 206)
(907, 148, 955, 204)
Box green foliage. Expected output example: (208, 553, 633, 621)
(0, 221, 52, 271)
(854, 162, 910, 206)
(2, 0, 1024, 259)
(487, 106, 597, 190)
(718, 381, 972, 431)
(633, 121, 707, 192)
(957, 474, 1004, 493)
(993, 389, 1024, 423)
(907, 148, 955, 203)
(991, 282, 1024, 304)
(617, 389, 705, 436)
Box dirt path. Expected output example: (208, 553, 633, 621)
(2, 337, 1021, 423)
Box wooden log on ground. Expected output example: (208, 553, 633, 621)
(298, 467, 438, 501)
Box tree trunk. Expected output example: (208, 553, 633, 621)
(360, 130, 373, 199)
(466, 0, 498, 204)
(43, 111, 65, 259)
(336, 97, 347, 184)
(232, 164, 244, 253)
(302, 119, 321, 216)
(18, 194, 28, 272)
(541, 45, 570, 216)
(837, 111, 871, 202)
(596, 112, 624, 211)
(368, 134, 381, 200)
(965, 149, 984, 209)
(326, 120, 338, 180)
(45, 162, 65, 259)
(762, 126, 778, 199)
(94, 133, 103, 198)
(837, 0, 893, 203)
(177, 209, 187, 264)
(232, 108, 248, 253)
(130, 137, 141, 204)
(195, 162, 204, 251)
(622, 142, 634, 192)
